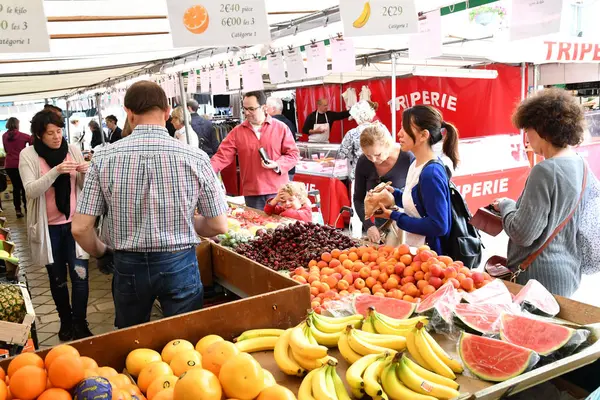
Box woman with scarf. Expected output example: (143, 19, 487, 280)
(2, 117, 33, 218)
(19, 110, 93, 341)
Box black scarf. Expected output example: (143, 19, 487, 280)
(34, 138, 71, 219)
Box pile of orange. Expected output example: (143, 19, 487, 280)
(290, 244, 494, 312)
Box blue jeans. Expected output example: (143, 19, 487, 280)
(46, 223, 89, 323)
(112, 247, 203, 329)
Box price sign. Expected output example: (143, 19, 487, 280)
(200, 70, 210, 93)
(408, 10, 442, 60)
(285, 48, 306, 82)
(227, 63, 241, 90)
(267, 53, 286, 84)
(211, 67, 227, 94)
(166, 0, 270, 48)
(331, 38, 357, 73)
(340, 0, 418, 37)
(0, 0, 50, 53)
(510, 0, 564, 41)
(306, 42, 328, 78)
(187, 70, 198, 94)
(241, 59, 264, 91)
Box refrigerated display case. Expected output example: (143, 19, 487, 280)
(295, 143, 349, 179)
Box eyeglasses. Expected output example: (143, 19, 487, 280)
(243, 106, 261, 112)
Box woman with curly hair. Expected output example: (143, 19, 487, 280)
(492, 88, 596, 296)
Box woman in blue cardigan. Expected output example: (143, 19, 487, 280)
(378, 105, 460, 255)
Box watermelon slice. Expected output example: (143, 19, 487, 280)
(352, 294, 415, 319)
(462, 279, 512, 304)
(459, 332, 539, 382)
(415, 282, 461, 324)
(453, 303, 520, 335)
(513, 279, 560, 317)
(499, 313, 576, 356)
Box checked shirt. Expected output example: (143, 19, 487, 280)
(76, 125, 227, 252)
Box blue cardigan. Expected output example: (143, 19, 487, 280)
(389, 161, 452, 255)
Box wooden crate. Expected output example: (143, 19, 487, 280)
(0, 284, 36, 345)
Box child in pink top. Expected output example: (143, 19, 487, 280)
(264, 182, 313, 223)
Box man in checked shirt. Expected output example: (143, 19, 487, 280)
(72, 81, 228, 329)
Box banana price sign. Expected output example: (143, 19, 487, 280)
(166, 0, 270, 48)
(340, 0, 419, 37)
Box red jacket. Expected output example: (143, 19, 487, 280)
(264, 201, 313, 222)
(211, 116, 300, 196)
(2, 130, 33, 168)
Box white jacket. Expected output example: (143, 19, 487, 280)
(19, 144, 89, 266)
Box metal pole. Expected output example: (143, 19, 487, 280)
(391, 53, 397, 139)
(532, 64, 539, 93)
(65, 100, 71, 142)
(95, 93, 105, 144)
(520, 62, 526, 150)
(178, 72, 192, 145)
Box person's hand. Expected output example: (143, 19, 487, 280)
(377, 203, 393, 219)
(76, 162, 89, 174)
(261, 160, 279, 170)
(318, 126, 327, 133)
(367, 226, 381, 243)
(491, 198, 508, 212)
(56, 161, 78, 174)
(385, 186, 395, 193)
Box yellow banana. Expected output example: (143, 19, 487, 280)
(353, 329, 407, 351)
(313, 312, 363, 325)
(361, 315, 378, 333)
(350, 387, 364, 399)
(292, 348, 330, 371)
(422, 329, 464, 374)
(234, 336, 278, 352)
(381, 362, 436, 400)
(406, 327, 433, 370)
(312, 365, 336, 400)
(274, 329, 306, 377)
(398, 358, 460, 399)
(290, 323, 329, 359)
(337, 330, 362, 365)
(325, 365, 337, 399)
(414, 327, 455, 379)
(308, 318, 344, 347)
(345, 353, 380, 391)
(348, 327, 398, 356)
(402, 354, 459, 390)
(234, 328, 284, 342)
(298, 368, 318, 400)
(362, 356, 388, 399)
(330, 364, 352, 400)
(371, 315, 411, 336)
(352, 1, 371, 29)
(377, 313, 430, 329)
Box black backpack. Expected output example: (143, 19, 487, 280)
(417, 160, 483, 269)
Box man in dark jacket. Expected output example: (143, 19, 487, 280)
(105, 115, 122, 143)
(187, 100, 218, 157)
(267, 96, 297, 180)
(302, 98, 350, 143)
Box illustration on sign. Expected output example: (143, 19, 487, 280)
(353, 2, 371, 28)
(183, 5, 210, 34)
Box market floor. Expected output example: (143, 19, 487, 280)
(1, 194, 162, 350)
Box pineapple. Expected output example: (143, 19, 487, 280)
(0, 283, 26, 324)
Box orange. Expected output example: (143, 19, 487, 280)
(400, 254, 413, 265)
(7, 352, 44, 377)
(153, 388, 174, 400)
(0, 367, 4, 381)
(195, 335, 224, 354)
(331, 249, 341, 259)
(80, 356, 98, 370)
(126, 349, 162, 376)
(44, 345, 80, 369)
(9, 365, 46, 400)
(169, 350, 202, 377)
(0, 380, 6, 400)
(183, 5, 210, 35)
(96, 366, 119, 379)
(219, 353, 264, 400)
(147, 375, 178, 400)
(173, 369, 221, 400)
(321, 252, 332, 263)
(308, 260, 318, 268)
(161, 340, 194, 364)
(138, 362, 173, 393)
(110, 373, 133, 389)
(348, 252, 359, 262)
(256, 384, 296, 400)
(48, 354, 84, 390)
(38, 388, 72, 400)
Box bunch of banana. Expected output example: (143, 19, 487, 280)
(406, 322, 463, 379)
(346, 352, 393, 399)
(287, 321, 337, 373)
(338, 325, 405, 366)
(365, 307, 429, 336)
(308, 311, 363, 347)
(298, 359, 352, 400)
(233, 328, 284, 353)
(391, 353, 461, 400)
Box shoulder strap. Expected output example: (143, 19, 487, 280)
(515, 161, 589, 276)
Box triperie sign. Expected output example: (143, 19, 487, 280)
(544, 41, 600, 62)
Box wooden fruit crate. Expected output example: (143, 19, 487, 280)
(0, 283, 36, 346)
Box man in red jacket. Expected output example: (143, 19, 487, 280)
(211, 91, 300, 210)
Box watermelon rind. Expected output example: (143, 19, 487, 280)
(459, 331, 538, 382)
(513, 279, 560, 317)
(499, 313, 576, 356)
(352, 294, 415, 319)
(453, 303, 517, 335)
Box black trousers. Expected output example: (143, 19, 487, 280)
(6, 168, 26, 211)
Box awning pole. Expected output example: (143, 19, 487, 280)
(520, 62, 526, 150)
(65, 100, 70, 142)
(178, 72, 192, 145)
(391, 53, 397, 139)
(95, 93, 105, 144)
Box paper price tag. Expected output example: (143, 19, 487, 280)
(267, 53, 286, 84)
(285, 48, 306, 82)
(306, 42, 328, 78)
(0, 0, 50, 53)
(408, 10, 443, 60)
(200, 70, 211, 93)
(227, 63, 241, 90)
(187, 71, 198, 94)
(331, 38, 357, 73)
(211, 67, 228, 94)
(340, 0, 419, 37)
(241, 59, 264, 91)
(510, 0, 564, 41)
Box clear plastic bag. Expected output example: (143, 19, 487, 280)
(462, 278, 513, 304)
(513, 279, 560, 317)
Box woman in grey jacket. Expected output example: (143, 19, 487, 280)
(20, 110, 93, 341)
(493, 88, 594, 297)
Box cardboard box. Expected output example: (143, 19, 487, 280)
(0, 284, 36, 346)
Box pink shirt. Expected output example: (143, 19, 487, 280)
(40, 154, 77, 225)
(211, 116, 300, 196)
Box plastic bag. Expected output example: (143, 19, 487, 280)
(513, 279, 560, 317)
(454, 303, 521, 337)
(322, 294, 359, 318)
(413, 282, 462, 335)
(462, 278, 513, 304)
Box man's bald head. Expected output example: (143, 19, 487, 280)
(317, 98, 329, 113)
